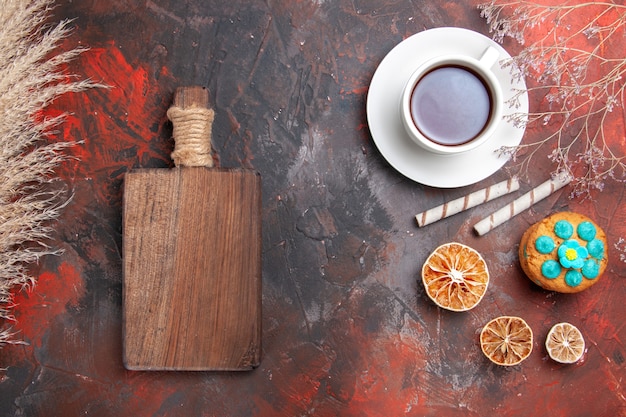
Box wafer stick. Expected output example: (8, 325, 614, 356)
(473, 171, 573, 236)
(415, 178, 520, 227)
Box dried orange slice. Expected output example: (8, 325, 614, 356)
(545, 322, 585, 364)
(421, 242, 489, 311)
(480, 316, 533, 366)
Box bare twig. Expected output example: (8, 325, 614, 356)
(479, 1, 626, 198)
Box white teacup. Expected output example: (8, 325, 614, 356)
(400, 46, 503, 155)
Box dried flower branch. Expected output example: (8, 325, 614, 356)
(0, 0, 103, 347)
(615, 237, 626, 263)
(479, 0, 626, 198)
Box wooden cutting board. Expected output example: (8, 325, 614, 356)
(122, 86, 261, 371)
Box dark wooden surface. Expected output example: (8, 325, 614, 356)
(1, 1, 625, 416)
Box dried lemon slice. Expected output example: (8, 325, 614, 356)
(480, 316, 533, 366)
(421, 242, 489, 312)
(545, 322, 585, 364)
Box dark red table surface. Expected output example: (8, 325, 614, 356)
(1, 1, 625, 416)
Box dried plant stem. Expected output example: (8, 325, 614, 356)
(0, 0, 103, 347)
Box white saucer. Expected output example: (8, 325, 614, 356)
(366, 27, 528, 188)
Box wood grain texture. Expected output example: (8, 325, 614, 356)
(123, 167, 261, 370)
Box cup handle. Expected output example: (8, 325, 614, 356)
(479, 46, 500, 69)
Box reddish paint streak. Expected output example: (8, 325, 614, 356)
(119, 375, 183, 417)
(45, 41, 177, 184)
(340, 86, 368, 96)
(12, 262, 83, 347)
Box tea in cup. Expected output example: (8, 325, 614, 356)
(400, 46, 503, 155)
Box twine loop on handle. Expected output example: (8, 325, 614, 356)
(167, 105, 215, 167)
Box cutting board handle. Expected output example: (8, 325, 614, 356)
(166, 86, 214, 167)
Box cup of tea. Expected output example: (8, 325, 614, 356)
(400, 46, 503, 155)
